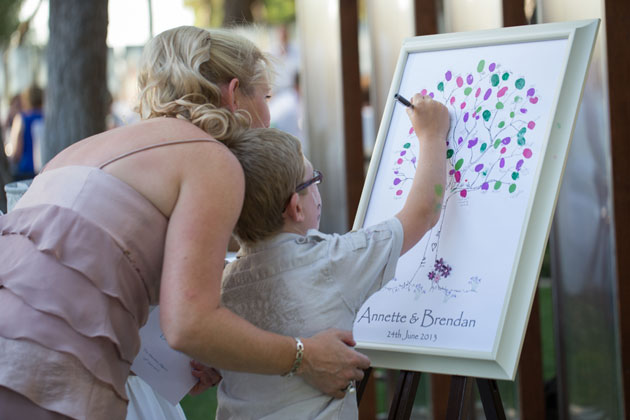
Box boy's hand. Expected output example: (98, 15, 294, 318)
(406, 94, 450, 142)
(188, 360, 222, 396)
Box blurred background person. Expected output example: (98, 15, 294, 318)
(5, 84, 44, 181)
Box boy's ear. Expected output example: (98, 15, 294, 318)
(221, 78, 240, 112)
(283, 193, 305, 223)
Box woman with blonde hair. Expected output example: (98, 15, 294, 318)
(0, 26, 368, 419)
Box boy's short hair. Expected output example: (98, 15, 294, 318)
(225, 128, 305, 245)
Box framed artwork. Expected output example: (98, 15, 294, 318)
(352, 19, 599, 380)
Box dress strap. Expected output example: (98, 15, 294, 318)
(98, 138, 222, 169)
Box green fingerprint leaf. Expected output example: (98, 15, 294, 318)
(496, 102, 504, 110)
(498, 121, 505, 128)
(446, 149, 454, 158)
(455, 158, 464, 170)
(494, 139, 501, 148)
(509, 184, 517, 193)
(494, 181, 502, 190)
(477, 60, 485, 72)
(464, 87, 472, 96)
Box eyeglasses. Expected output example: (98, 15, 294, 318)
(295, 169, 323, 193)
(283, 169, 323, 211)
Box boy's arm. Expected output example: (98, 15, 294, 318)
(395, 94, 450, 255)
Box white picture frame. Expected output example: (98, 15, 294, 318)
(352, 19, 599, 380)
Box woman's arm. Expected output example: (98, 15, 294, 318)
(395, 94, 450, 255)
(6, 114, 24, 164)
(159, 144, 368, 397)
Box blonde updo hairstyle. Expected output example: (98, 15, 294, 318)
(137, 26, 270, 140)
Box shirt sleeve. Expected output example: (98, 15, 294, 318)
(328, 217, 404, 312)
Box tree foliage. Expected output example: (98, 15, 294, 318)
(0, 0, 23, 48)
(185, 0, 295, 27)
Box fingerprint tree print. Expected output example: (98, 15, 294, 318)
(389, 59, 541, 299)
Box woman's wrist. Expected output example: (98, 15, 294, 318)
(282, 337, 304, 377)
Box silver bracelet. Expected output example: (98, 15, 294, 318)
(283, 337, 304, 377)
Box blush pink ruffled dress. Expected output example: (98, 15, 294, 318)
(0, 139, 216, 420)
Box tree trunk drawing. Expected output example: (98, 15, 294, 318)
(389, 59, 540, 299)
(43, 0, 109, 165)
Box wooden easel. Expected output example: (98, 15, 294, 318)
(357, 369, 506, 420)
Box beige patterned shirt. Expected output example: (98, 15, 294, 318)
(217, 218, 403, 420)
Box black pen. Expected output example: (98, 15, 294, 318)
(394, 93, 414, 109)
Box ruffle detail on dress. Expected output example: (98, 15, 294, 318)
(0, 289, 131, 401)
(0, 336, 128, 420)
(0, 204, 156, 402)
(0, 234, 140, 363)
(0, 204, 150, 325)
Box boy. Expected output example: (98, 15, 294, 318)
(218, 94, 449, 419)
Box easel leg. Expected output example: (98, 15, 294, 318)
(445, 376, 474, 420)
(356, 367, 372, 403)
(387, 370, 422, 420)
(476, 379, 506, 420)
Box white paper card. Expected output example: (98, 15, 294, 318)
(131, 306, 197, 404)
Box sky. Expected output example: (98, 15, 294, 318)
(20, 0, 195, 47)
